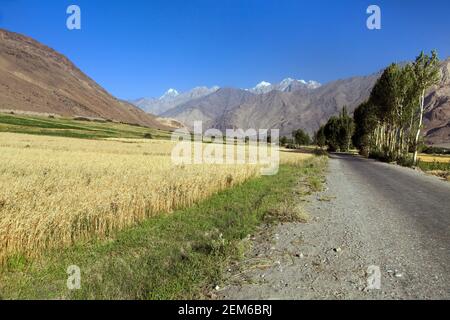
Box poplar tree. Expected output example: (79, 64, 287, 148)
(412, 51, 440, 164)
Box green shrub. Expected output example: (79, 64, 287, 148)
(397, 156, 415, 167)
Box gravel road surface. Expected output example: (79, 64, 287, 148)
(220, 154, 450, 300)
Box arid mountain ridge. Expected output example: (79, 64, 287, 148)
(0, 29, 172, 130)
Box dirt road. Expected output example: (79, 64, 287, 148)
(220, 154, 450, 300)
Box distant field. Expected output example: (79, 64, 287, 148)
(417, 154, 450, 180)
(0, 112, 172, 140)
(0, 132, 311, 264)
(418, 154, 450, 163)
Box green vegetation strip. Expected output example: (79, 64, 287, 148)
(0, 113, 172, 140)
(0, 157, 327, 300)
(417, 161, 450, 172)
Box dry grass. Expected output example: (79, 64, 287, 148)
(427, 170, 450, 181)
(0, 133, 311, 263)
(267, 200, 310, 223)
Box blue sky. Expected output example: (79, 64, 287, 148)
(1, 0, 450, 99)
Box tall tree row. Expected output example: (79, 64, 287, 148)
(352, 51, 440, 164)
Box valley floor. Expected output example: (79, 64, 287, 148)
(221, 153, 450, 299)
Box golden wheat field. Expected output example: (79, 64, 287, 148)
(0, 132, 311, 263)
(418, 154, 450, 163)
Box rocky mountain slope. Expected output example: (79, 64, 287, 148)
(162, 87, 256, 129)
(0, 29, 171, 130)
(424, 58, 450, 145)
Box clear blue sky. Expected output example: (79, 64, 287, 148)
(1, 0, 450, 99)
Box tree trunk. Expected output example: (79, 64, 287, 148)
(413, 90, 426, 165)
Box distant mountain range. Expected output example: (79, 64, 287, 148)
(139, 60, 450, 146)
(130, 86, 220, 115)
(158, 74, 379, 137)
(0, 29, 172, 130)
(130, 78, 321, 116)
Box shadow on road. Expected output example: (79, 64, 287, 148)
(327, 152, 376, 163)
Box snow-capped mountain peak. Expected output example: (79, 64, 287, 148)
(306, 80, 321, 89)
(278, 78, 322, 91)
(160, 88, 179, 100)
(256, 81, 272, 88)
(249, 81, 274, 94)
(280, 78, 295, 85)
(249, 78, 321, 93)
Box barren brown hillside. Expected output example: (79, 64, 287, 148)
(0, 29, 171, 130)
(424, 58, 450, 145)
